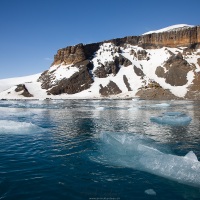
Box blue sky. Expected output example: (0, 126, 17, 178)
(0, 0, 199, 79)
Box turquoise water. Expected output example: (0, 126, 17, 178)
(0, 99, 200, 200)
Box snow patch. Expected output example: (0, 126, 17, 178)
(143, 24, 194, 35)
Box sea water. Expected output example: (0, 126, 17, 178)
(0, 99, 200, 200)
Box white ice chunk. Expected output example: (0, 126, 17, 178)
(185, 151, 198, 162)
(99, 132, 200, 187)
(150, 112, 192, 126)
(96, 107, 105, 110)
(0, 120, 44, 134)
(144, 189, 156, 195)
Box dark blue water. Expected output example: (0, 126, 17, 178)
(0, 99, 200, 200)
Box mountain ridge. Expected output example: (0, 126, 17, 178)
(0, 24, 200, 100)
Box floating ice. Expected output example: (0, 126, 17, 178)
(140, 103, 170, 109)
(99, 132, 200, 187)
(0, 120, 44, 134)
(144, 189, 156, 195)
(153, 103, 170, 107)
(184, 151, 198, 162)
(150, 112, 192, 126)
(95, 107, 105, 110)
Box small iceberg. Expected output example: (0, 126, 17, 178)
(144, 189, 156, 196)
(99, 132, 200, 188)
(150, 112, 192, 126)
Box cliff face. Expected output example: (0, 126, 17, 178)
(140, 26, 200, 48)
(52, 26, 200, 66)
(34, 25, 200, 100)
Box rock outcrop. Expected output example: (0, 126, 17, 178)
(52, 43, 100, 66)
(48, 60, 93, 95)
(15, 84, 33, 97)
(156, 53, 191, 86)
(140, 26, 200, 48)
(93, 55, 132, 78)
(51, 26, 200, 67)
(99, 81, 122, 96)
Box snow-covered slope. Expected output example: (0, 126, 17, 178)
(0, 74, 47, 99)
(142, 24, 194, 35)
(0, 24, 199, 100)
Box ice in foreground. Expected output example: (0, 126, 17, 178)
(99, 132, 200, 187)
(150, 112, 192, 126)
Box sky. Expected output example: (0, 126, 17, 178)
(0, 0, 199, 79)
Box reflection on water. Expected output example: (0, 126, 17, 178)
(0, 99, 200, 199)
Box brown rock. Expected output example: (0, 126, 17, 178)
(137, 50, 148, 60)
(93, 64, 108, 78)
(93, 55, 131, 78)
(15, 84, 33, 97)
(99, 81, 122, 96)
(48, 60, 93, 95)
(155, 66, 165, 78)
(155, 53, 192, 86)
(123, 75, 132, 91)
(198, 58, 200, 67)
(53, 43, 86, 65)
(37, 70, 53, 89)
(134, 66, 144, 76)
(140, 26, 200, 48)
(136, 88, 182, 100)
(164, 53, 191, 86)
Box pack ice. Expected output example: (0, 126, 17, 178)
(100, 132, 200, 187)
(150, 112, 192, 126)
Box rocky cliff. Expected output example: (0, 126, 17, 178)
(36, 25, 200, 100)
(1, 24, 200, 100)
(140, 26, 200, 48)
(52, 26, 200, 67)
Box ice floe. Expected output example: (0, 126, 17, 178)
(139, 103, 170, 109)
(99, 132, 200, 187)
(0, 120, 44, 134)
(144, 189, 156, 195)
(150, 112, 192, 126)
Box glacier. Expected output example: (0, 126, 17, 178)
(99, 132, 200, 188)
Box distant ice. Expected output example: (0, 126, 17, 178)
(99, 132, 200, 187)
(140, 103, 170, 109)
(96, 107, 105, 110)
(0, 120, 44, 134)
(150, 112, 192, 126)
(153, 103, 170, 107)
